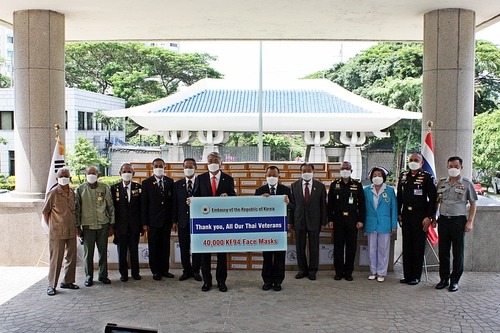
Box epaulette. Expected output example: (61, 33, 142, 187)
(461, 177, 472, 184)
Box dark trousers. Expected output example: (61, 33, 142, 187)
(262, 251, 286, 284)
(438, 215, 467, 283)
(147, 225, 171, 276)
(333, 218, 358, 276)
(295, 229, 320, 273)
(401, 213, 427, 281)
(116, 232, 140, 278)
(178, 226, 201, 274)
(201, 252, 227, 285)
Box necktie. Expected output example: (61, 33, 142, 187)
(159, 179, 164, 191)
(304, 182, 310, 202)
(187, 180, 193, 197)
(124, 186, 129, 202)
(211, 176, 217, 196)
(270, 186, 276, 195)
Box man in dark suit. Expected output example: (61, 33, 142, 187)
(141, 158, 174, 281)
(290, 163, 327, 281)
(193, 151, 236, 292)
(255, 166, 295, 291)
(172, 158, 202, 282)
(111, 162, 143, 282)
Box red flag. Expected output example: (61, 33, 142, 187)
(427, 225, 438, 246)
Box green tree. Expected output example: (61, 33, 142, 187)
(66, 136, 109, 182)
(0, 57, 11, 88)
(473, 109, 500, 189)
(306, 41, 500, 173)
(225, 132, 305, 161)
(65, 42, 222, 107)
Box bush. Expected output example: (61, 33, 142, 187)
(0, 175, 15, 191)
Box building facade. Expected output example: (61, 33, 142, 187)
(0, 87, 125, 176)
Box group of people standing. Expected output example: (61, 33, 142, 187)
(42, 151, 477, 296)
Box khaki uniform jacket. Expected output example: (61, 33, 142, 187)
(42, 185, 77, 240)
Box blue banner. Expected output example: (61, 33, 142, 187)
(190, 196, 288, 253)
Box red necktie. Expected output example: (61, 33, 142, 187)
(304, 182, 310, 203)
(211, 176, 217, 196)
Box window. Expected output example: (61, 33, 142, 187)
(86, 113, 93, 130)
(78, 111, 85, 130)
(9, 151, 14, 176)
(0, 111, 13, 130)
(65, 111, 68, 129)
(6, 35, 13, 44)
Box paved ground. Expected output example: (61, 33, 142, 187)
(0, 264, 499, 333)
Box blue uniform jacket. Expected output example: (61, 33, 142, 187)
(363, 184, 398, 234)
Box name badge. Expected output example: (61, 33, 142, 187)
(348, 196, 354, 204)
(414, 189, 423, 196)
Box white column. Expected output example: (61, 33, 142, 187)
(12, 10, 65, 198)
(423, 9, 475, 179)
(303, 131, 329, 162)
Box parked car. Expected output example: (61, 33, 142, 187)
(492, 171, 500, 194)
(474, 183, 485, 195)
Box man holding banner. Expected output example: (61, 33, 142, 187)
(397, 152, 437, 285)
(193, 152, 236, 292)
(255, 166, 295, 292)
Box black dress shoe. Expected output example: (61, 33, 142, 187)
(435, 280, 449, 289)
(47, 286, 56, 296)
(218, 283, 228, 292)
(153, 274, 162, 281)
(408, 279, 420, 285)
(448, 283, 459, 292)
(120, 276, 128, 282)
(84, 277, 93, 287)
(308, 272, 316, 281)
(98, 277, 111, 284)
(295, 271, 306, 279)
(262, 282, 272, 291)
(334, 274, 343, 281)
(400, 278, 408, 284)
(193, 273, 202, 281)
(179, 273, 191, 281)
(162, 272, 174, 278)
(201, 283, 212, 292)
(132, 274, 142, 280)
(344, 275, 353, 281)
(273, 284, 282, 292)
(60, 283, 79, 289)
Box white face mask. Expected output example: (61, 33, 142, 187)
(408, 161, 421, 171)
(340, 170, 351, 179)
(266, 176, 279, 186)
(301, 173, 313, 181)
(57, 177, 70, 186)
(372, 176, 384, 185)
(208, 163, 220, 173)
(153, 168, 164, 177)
(448, 168, 461, 177)
(184, 168, 195, 177)
(86, 174, 98, 184)
(121, 173, 133, 182)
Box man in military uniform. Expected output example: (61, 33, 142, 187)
(397, 152, 437, 285)
(328, 161, 366, 281)
(435, 156, 477, 292)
